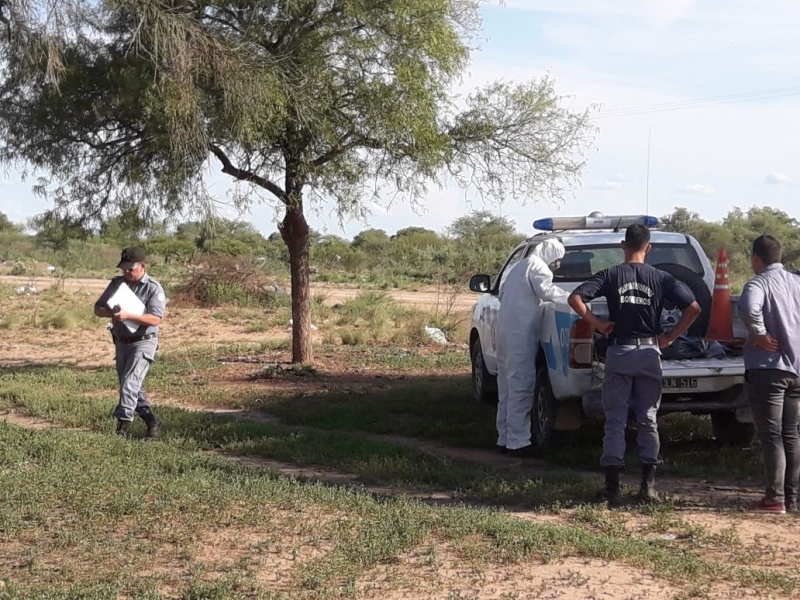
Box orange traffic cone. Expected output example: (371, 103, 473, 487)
(706, 247, 734, 342)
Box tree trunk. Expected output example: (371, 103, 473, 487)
(280, 193, 312, 364)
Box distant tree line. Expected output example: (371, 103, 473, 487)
(2, 206, 797, 287)
(0, 209, 525, 285)
(659, 206, 800, 282)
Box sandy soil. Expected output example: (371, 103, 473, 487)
(0, 275, 477, 311)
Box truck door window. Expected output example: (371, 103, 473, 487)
(493, 246, 527, 292)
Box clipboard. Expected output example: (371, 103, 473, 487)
(106, 281, 146, 334)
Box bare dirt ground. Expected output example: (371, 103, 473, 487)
(0, 274, 477, 311)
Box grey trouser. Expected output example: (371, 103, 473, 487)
(745, 369, 800, 504)
(601, 345, 663, 467)
(113, 338, 158, 422)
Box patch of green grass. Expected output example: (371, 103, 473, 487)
(546, 413, 763, 481)
(315, 344, 470, 371)
(0, 423, 794, 598)
(0, 375, 594, 506)
(260, 376, 492, 448)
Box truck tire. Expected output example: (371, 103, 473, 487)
(471, 341, 498, 404)
(710, 411, 756, 446)
(652, 263, 712, 338)
(532, 366, 559, 448)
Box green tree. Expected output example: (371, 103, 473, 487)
(723, 207, 800, 268)
(28, 210, 92, 251)
(661, 206, 734, 262)
(446, 210, 517, 240)
(194, 218, 269, 256)
(660, 207, 702, 233)
(99, 205, 157, 244)
(312, 234, 351, 269)
(0, 0, 595, 363)
(392, 227, 442, 246)
(0, 211, 23, 234)
(352, 228, 389, 250)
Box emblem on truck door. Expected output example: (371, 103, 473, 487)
(541, 310, 579, 375)
(555, 311, 579, 375)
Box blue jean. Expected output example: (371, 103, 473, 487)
(601, 345, 663, 467)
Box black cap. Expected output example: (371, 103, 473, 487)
(117, 247, 147, 269)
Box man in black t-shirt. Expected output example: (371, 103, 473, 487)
(568, 224, 701, 504)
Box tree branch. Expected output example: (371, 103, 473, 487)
(210, 144, 287, 203)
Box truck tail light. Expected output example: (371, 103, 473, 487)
(569, 319, 594, 369)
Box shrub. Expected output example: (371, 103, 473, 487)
(171, 256, 283, 307)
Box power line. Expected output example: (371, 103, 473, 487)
(593, 86, 800, 120)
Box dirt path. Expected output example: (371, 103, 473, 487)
(0, 408, 465, 508)
(3, 409, 798, 599)
(1, 396, 764, 513)
(158, 402, 767, 511)
(0, 275, 476, 311)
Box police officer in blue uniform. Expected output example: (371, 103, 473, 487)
(94, 247, 166, 439)
(568, 224, 701, 503)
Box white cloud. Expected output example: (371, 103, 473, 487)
(607, 173, 630, 183)
(764, 172, 793, 185)
(589, 180, 623, 190)
(677, 184, 714, 194)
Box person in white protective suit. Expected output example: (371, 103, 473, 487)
(495, 238, 568, 457)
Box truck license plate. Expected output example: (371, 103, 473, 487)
(663, 377, 698, 389)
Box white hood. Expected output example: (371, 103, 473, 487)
(531, 238, 566, 267)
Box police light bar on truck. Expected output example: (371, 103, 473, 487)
(533, 213, 659, 231)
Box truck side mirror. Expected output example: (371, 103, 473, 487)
(469, 274, 492, 293)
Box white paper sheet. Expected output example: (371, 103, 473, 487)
(106, 281, 146, 334)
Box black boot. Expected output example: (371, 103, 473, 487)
(138, 407, 163, 440)
(116, 420, 132, 438)
(597, 466, 622, 504)
(638, 464, 659, 503)
(785, 489, 797, 512)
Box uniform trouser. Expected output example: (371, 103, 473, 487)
(745, 369, 800, 504)
(496, 340, 538, 450)
(113, 338, 157, 422)
(601, 345, 663, 467)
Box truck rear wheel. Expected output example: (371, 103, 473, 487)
(710, 411, 756, 446)
(532, 366, 559, 448)
(471, 341, 498, 404)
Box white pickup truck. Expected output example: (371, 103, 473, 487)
(468, 215, 754, 448)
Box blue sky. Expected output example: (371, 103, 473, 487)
(2, 0, 799, 239)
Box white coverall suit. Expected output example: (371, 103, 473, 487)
(495, 239, 568, 450)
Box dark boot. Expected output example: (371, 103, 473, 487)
(116, 420, 132, 438)
(638, 464, 659, 503)
(785, 489, 797, 512)
(597, 466, 622, 504)
(507, 444, 541, 459)
(138, 408, 163, 440)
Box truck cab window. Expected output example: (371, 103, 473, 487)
(553, 243, 704, 282)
